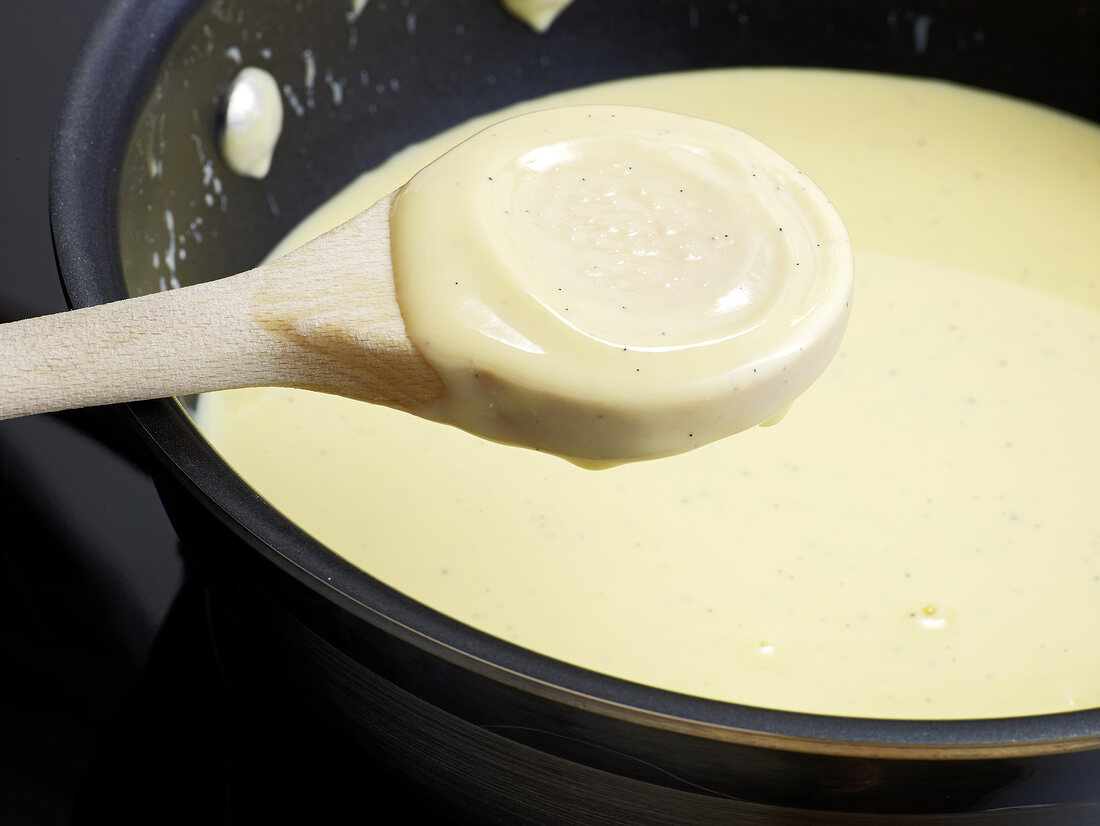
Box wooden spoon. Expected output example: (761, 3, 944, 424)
(2, 105, 853, 466)
(0, 191, 445, 421)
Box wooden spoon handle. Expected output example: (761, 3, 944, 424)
(0, 273, 275, 419)
(0, 193, 443, 420)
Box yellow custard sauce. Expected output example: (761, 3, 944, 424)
(195, 69, 1100, 719)
(390, 104, 853, 462)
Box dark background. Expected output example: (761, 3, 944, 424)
(2, 1, 1099, 823)
(0, 1, 183, 822)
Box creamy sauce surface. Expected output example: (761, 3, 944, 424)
(390, 105, 852, 462)
(195, 69, 1100, 719)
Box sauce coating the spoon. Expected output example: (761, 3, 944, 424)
(390, 105, 852, 463)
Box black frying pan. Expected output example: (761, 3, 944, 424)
(50, 1, 1100, 821)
